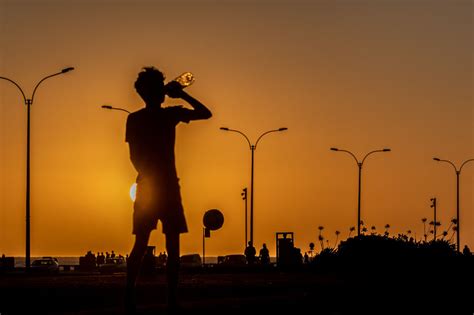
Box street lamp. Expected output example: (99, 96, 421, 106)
(0, 67, 75, 270)
(433, 157, 473, 252)
(102, 105, 135, 207)
(101, 104, 131, 114)
(220, 127, 288, 245)
(330, 147, 391, 236)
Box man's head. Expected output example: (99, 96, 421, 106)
(135, 67, 166, 106)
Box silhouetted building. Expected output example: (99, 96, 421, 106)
(276, 232, 302, 267)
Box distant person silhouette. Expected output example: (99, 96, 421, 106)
(125, 67, 212, 313)
(259, 243, 270, 265)
(245, 241, 257, 265)
(463, 245, 472, 256)
(97, 252, 105, 265)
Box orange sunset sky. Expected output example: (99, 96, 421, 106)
(0, 0, 472, 257)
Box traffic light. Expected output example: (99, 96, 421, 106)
(241, 187, 247, 200)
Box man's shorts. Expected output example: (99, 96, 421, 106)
(132, 177, 188, 235)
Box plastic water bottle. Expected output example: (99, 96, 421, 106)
(171, 72, 195, 88)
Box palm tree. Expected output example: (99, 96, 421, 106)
(370, 226, 376, 235)
(446, 218, 457, 235)
(318, 234, 325, 250)
(449, 226, 457, 242)
(335, 230, 341, 247)
(309, 242, 315, 257)
(362, 227, 368, 234)
(318, 226, 324, 234)
(422, 218, 428, 242)
(441, 231, 448, 240)
(349, 226, 355, 238)
(430, 221, 441, 240)
(384, 224, 390, 237)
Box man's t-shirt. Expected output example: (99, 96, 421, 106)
(125, 106, 192, 183)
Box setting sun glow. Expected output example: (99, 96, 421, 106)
(130, 183, 137, 202)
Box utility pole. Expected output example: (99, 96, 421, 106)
(241, 187, 248, 248)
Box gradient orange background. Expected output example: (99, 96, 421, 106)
(0, 0, 472, 257)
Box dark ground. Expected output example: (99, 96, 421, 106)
(0, 266, 472, 315)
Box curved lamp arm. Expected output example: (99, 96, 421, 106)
(220, 127, 252, 150)
(31, 67, 74, 104)
(0, 76, 27, 104)
(331, 148, 359, 166)
(459, 159, 474, 173)
(255, 127, 287, 150)
(433, 157, 458, 173)
(361, 148, 391, 166)
(101, 105, 131, 114)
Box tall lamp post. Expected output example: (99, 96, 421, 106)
(0, 67, 75, 270)
(220, 127, 288, 245)
(241, 187, 248, 248)
(330, 147, 391, 236)
(433, 157, 473, 252)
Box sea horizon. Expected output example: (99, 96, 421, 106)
(9, 256, 278, 268)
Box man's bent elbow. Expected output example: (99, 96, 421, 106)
(204, 110, 212, 119)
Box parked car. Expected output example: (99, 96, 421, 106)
(221, 254, 247, 266)
(31, 257, 59, 273)
(98, 257, 127, 274)
(180, 254, 202, 268)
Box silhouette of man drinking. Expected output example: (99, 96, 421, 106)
(125, 67, 212, 312)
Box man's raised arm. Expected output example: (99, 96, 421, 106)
(167, 82, 212, 121)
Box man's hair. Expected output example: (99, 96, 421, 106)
(134, 67, 165, 94)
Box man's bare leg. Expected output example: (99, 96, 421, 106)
(125, 230, 151, 313)
(165, 233, 180, 309)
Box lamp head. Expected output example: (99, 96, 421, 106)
(433, 157, 441, 161)
(383, 148, 391, 152)
(61, 67, 75, 73)
(330, 147, 339, 151)
(278, 127, 288, 131)
(101, 105, 113, 110)
(220, 127, 229, 131)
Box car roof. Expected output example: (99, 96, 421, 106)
(32, 259, 56, 263)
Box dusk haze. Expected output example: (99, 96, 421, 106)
(0, 0, 472, 313)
